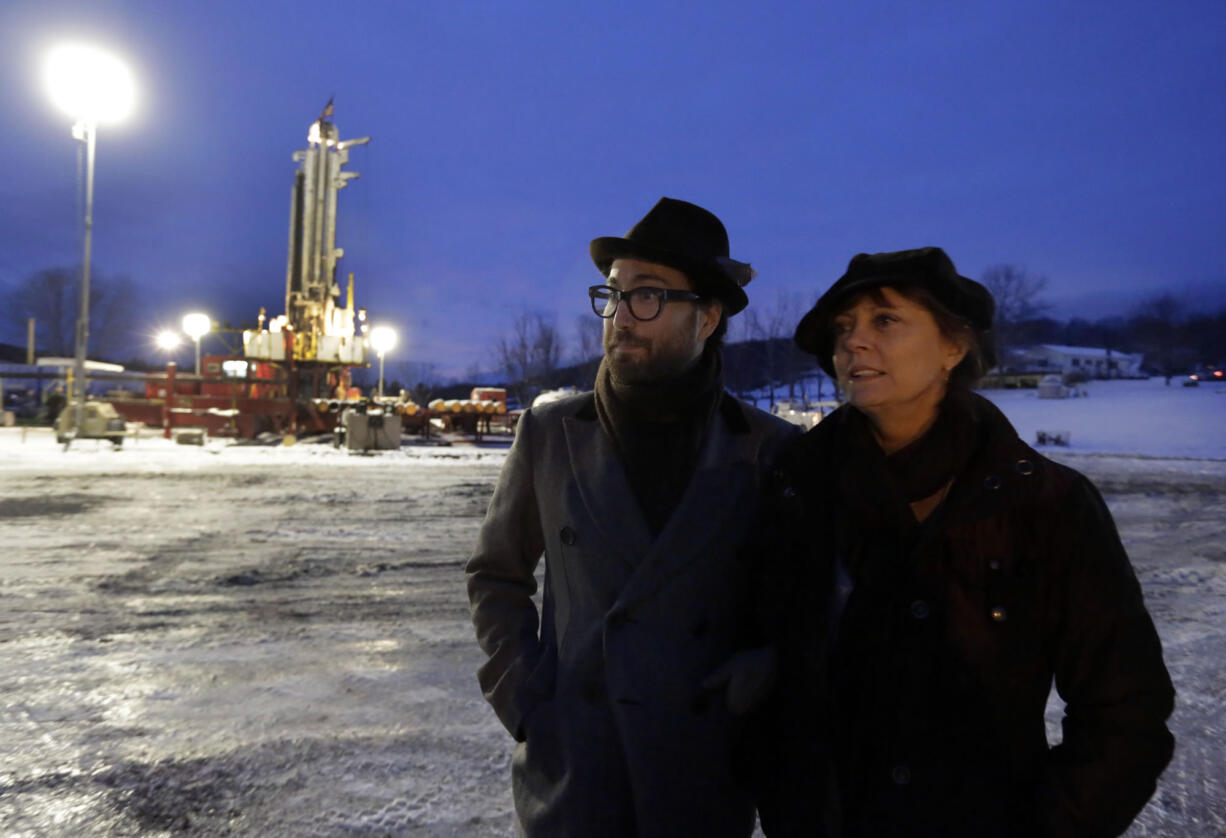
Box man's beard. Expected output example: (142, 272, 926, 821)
(604, 332, 700, 385)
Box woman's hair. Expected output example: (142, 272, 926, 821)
(840, 285, 995, 388)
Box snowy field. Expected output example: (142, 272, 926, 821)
(0, 376, 1222, 836)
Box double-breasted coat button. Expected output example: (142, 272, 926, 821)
(983, 475, 1003, 490)
(987, 559, 1002, 572)
(891, 764, 912, 785)
(1014, 458, 1035, 476)
(909, 599, 931, 620)
(991, 606, 1008, 622)
(559, 526, 576, 545)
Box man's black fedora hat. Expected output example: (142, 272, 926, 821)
(590, 197, 753, 315)
(794, 246, 996, 376)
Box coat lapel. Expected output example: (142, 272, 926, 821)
(563, 414, 653, 566)
(614, 410, 756, 611)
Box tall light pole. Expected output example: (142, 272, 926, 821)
(43, 43, 136, 446)
(370, 326, 397, 399)
(182, 313, 211, 375)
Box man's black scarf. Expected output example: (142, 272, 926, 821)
(593, 345, 724, 536)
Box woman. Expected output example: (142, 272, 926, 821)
(760, 247, 1174, 837)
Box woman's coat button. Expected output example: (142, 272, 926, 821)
(983, 475, 1003, 490)
(990, 606, 1008, 622)
(560, 526, 577, 545)
(891, 764, 912, 785)
(909, 600, 931, 620)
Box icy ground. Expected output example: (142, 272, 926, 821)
(0, 377, 1223, 836)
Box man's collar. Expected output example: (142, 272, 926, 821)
(719, 392, 751, 434)
(575, 396, 597, 420)
(575, 389, 749, 434)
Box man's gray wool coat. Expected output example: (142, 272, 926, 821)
(466, 391, 797, 837)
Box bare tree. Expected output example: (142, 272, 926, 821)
(494, 311, 565, 406)
(980, 264, 1049, 368)
(742, 291, 810, 407)
(387, 360, 439, 399)
(4, 266, 137, 359)
(569, 312, 604, 390)
(1129, 294, 1192, 385)
(573, 312, 603, 364)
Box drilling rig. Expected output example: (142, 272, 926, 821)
(244, 109, 370, 369)
(108, 106, 510, 442)
(110, 107, 378, 438)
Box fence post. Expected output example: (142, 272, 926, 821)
(163, 361, 176, 439)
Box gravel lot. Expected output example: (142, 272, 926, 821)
(0, 429, 1221, 836)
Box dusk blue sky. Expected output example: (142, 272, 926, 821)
(2, 0, 1223, 379)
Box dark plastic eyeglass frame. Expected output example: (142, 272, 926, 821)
(588, 285, 706, 321)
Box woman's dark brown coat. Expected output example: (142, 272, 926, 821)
(757, 393, 1174, 837)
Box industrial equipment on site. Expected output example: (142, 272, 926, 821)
(55, 400, 126, 447)
(99, 106, 512, 445)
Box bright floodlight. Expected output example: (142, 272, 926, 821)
(43, 43, 136, 125)
(156, 330, 181, 350)
(182, 313, 211, 339)
(370, 325, 397, 355)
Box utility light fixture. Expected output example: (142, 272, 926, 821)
(182, 313, 211, 375)
(44, 43, 136, 126)
(43, 42, 136, 450)
(370, 326, 398, 399)
(370, 325, 397, 355)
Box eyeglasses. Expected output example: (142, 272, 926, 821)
(588, 285, 705, 321)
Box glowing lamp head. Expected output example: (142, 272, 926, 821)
(182, 313, 211, 340)
(156, 330, 181, 351)
(370, 325, 397, 355)
(44, 43, 137, 125)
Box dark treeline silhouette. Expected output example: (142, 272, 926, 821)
(469, 337, 830, 409)
(2, 266, 137, 361)
(488, 300, 1226, 406)
(7, 262, 1222, 405)
(1007, 298, 1226, 381)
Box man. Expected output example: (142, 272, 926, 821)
(466, 197, 798, 836)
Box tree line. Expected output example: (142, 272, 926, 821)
(982, 264, 1226, 382)
(4, 263, 1223, 405)
(489, 265, 1226, 406)
(2, 266, 137, 363)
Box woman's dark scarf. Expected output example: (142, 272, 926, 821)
(826, 388, 993, 797)
(818, 386, 995, 615)
(836, 387, 986, 525)
(593, 344, 724, 535)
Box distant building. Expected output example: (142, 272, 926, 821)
(1014, 345, 1145, 378)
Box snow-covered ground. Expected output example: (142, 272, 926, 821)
(0, 377, 1222, 835)
(979, 375, 1226, 460)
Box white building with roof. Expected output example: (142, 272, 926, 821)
(1015, 345, 1145, 378)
